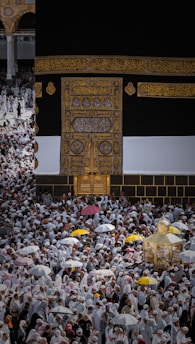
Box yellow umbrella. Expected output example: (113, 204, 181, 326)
(136, 276, 159, 285)
(168, 226, 181, 235)
(70, 229, 89, 236)
(125, 234, 143, 243)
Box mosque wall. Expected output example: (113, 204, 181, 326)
(35, 173, 195, 206)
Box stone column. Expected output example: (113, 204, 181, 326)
(6, 34, 13, 80)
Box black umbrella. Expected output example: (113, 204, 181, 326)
(0, 254, 11, 263)
(0, 226, 13, 236)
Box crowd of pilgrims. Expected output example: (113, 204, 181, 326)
(0, 79, 195, 344)
(0, 71, 35, 125)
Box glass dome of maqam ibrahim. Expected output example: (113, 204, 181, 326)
(157, 215, 170, 234)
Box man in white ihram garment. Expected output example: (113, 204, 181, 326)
(151, 329, 164, 344)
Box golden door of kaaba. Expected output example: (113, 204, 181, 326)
(60, 77, 123, 195)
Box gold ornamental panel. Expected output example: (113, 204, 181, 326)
(137, 82, 195, 98)
(74, 175, 110, 196)
(60, 77, 123, 176)
(35, 82, 42, 98)
(35, 56, 195, 76)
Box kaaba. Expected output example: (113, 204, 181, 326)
(35, 1, 195, 203)
(35, 2, 195, 136)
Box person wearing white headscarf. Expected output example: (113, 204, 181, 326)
(176, 326, 190, 344)
(170, 317, 180, 344)
(132, 334, 145, 344)
(155, 311, 168, 332)
(190, 286, 195, 307)
(137, 285, 147, 311)
(112, 326, 129, 344)
(105, 318, 115, 344)
(50, 329, 64, 344)
(0, 332, 10, 344)
(140, 314, 157, 344)
(53, 274, 63, 293)
(17, 320, 28, 344)
(26, 328, 39, 343)
(0, 301, 6, 322)
(121, 275, 132, 295)
(151, 329, 164, 344)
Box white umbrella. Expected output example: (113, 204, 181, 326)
(61, 259, 83, 269)
(171, 222, 189, 231)
(17, 245, 40, 255)
(60, 237, 80, 245)
(111, 313, 138, 326)
(0, 284, 7, 292)
(92, 269, 115, 278)
(28, 264, 52, 277)
(95, 224, 115, 233)
(50, 305, 73, 315)
(179, 250, 195, 263)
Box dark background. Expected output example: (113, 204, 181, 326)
(36, 2, 195, 57)
(35, 1, 195, 136)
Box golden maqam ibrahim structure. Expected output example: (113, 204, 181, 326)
(143, 216, 183, 270)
